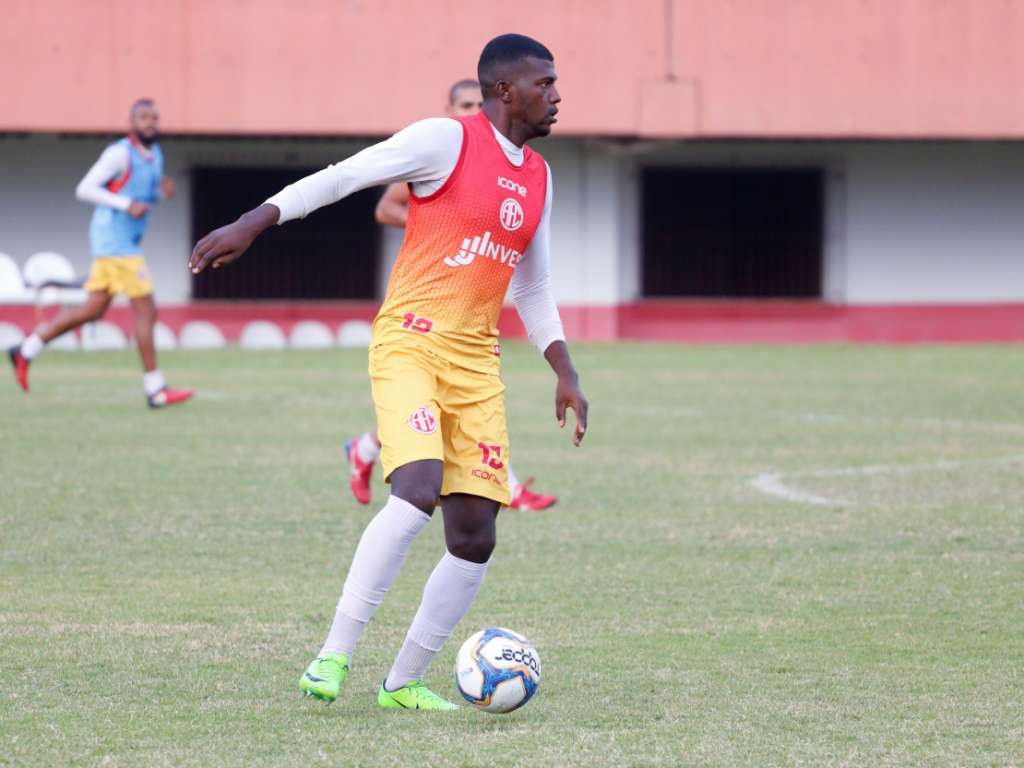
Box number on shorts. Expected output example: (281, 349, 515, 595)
(478, 442, 504, 470)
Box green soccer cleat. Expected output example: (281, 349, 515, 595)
(299, 652, 349, 703)
(378, 680, 460, 711)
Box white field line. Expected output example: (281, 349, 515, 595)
(751, 454, 1024, 507)
(775, 409, 1024, 436)
(750, 473, 842, 506)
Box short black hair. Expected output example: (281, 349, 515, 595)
(448, 79, 480, 105)
(130, 98, 156, 115)
(477, 34, 553, 92)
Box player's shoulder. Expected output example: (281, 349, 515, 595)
(388, 117, 464, 156)
(523, 145, 549, 176)
(395, 116, 462, 139)
(99, 139, 131, 166)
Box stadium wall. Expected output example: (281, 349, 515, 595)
(4, 1, 1024, 140)
(3, 135, 1024, 342)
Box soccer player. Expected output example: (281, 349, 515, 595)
(190, 34, 587, 710)
(346, 78, 557, 512)
(7, 99, 193, 408)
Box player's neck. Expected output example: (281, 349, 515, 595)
(129, 132, 155, 156)
(482, 105, 529, 148)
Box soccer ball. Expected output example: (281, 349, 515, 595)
(454, 627, 541, 713)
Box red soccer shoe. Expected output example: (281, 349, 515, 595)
(509, 478, 557, 511)
(147, 387, 194, 409)
(7, 347, 30, 392)
(345, 437, 374, 505)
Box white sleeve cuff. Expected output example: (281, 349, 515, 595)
(529, 319, 566, 354)
(511, 277, 565, 354)
(264, 186, 308, 224)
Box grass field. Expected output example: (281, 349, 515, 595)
(2, 343, 1022, 767)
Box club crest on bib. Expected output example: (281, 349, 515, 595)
(407, 405, 438, 435)
(499, 198, 524, 232)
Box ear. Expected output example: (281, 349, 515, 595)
(495, 79, 514, 104)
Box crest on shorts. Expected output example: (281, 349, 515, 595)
(407, 406, 438, 435)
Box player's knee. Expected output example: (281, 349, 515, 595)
(447, 529, 496, 564)
(395, 487, 439, 516)
(135, 302, 157, 324)
(85, 302, 107, 322)
(390, 462, 443, 515)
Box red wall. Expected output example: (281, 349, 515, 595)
(4, 1, 1024, 138)
(3, 301, 1023, 345)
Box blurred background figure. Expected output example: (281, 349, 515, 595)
(8, 98, 193, 409)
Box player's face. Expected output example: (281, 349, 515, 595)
(448, 86, 483, 117)
(512, 58, 560, 138)
(131, 104, 160, 145)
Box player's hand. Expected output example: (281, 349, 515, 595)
(127, 201, 151, 219)
(189, 204, 279, 274)
(189, 221, 255, 273)
(555, 373, 588, 446)
(160, 176, 177, 200)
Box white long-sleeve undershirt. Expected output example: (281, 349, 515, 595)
(265, 117, 565, 354)
(75, 143, 133, 211)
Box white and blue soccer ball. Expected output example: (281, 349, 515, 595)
(455, 627, 541, 713)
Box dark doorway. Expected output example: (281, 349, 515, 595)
(642, 168, 823, 298)
(191, 167, 379, 300)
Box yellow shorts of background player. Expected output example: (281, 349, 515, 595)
(83, 256, 154, 298)
(369, 342, 511, 506)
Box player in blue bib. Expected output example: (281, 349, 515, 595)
(8, 99, 193, 408)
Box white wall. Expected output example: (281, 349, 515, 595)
(3, 134, 1024, 306)
(631, 139, 1024, 304)
(842, 142, 1024, 303)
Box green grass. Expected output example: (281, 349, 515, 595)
(1, 343, 1022, 767)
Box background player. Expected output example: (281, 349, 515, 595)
(8, 98, 193, 408)
(346, 78, 557, 512)
(189, 34, 587, 710)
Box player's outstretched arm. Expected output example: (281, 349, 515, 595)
(191, 118, 462, 274)
(189, 203, 279, 274)
(544, 340, 588, 446)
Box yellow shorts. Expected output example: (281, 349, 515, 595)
(369, 343, 511, 506)
(83, 256, 153, 298)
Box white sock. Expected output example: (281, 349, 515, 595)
(143, 369, 166, 397)
(320, 495, 431, 659)
(356, 432, 381, 464)
(384, 551, 489, 690)
(20, 334, 44, 361)
(507, 464, 521, 493)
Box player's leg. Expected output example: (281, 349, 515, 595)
(131, 293, 159, 373)
(301, 346, 442, 702)
(379, 366, 508, 710)
(8, 289, 111, 391)
(379, 492, 497, 710)
(344, 430, 382, 504)
(303, 460, 441, 702)
(125, 261, 192, 409)
(35, 290, 112, 342)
